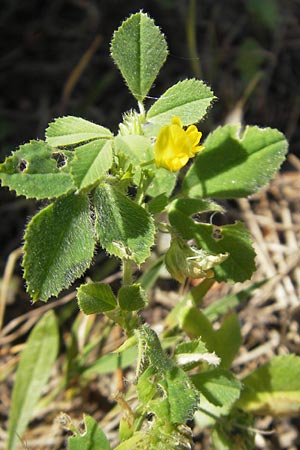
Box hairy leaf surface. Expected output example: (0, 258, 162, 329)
(23, 194, 95, 301)
(111, 12, 168, 101)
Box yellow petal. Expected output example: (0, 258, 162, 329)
(171, 116, 183, 127)
(154, 117, 203, 172)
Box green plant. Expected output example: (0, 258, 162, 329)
(1, 11, 299, 450)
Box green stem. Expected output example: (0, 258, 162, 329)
(123, 259, 133, 286)
(138, 101, 145, 116)
(140, 159, 155, 167)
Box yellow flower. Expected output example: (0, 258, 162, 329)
(154, 117, 204, 172)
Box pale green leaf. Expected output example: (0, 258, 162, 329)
(23, 193, 95, 302)
(179, 306, 240, 368)
(180, 305, 216, 345)
(183, 124, 288, 198)
(118, 284, 147, 311)
(46, 116, 112, 147)
(68, 414, 110, 450)
(7, 311, 59, 450)
(237, 355, 300, 416)
(146, 79, 215, 127)
(110, 12, 168, 101)
(213, 313, 242, 369)
(77, 283, 117, 314)
(0, 140, 74, 199)
(71, 140, 113, 191)
(94, 184, 155, 264)
(115, 135, 152, 166)
(147, 166, 177, 198)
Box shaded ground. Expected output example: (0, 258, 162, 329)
(0, 1, 300, 449)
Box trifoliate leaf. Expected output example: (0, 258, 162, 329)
(0, 140, 74, 199)
(146, 79, 215, 128)
(94, 184, 155, 264)
(23, 193, 95, 302)
(46, 116, 112, 147)
(183, 124, 288, 198)
(111, 12, 168, 101)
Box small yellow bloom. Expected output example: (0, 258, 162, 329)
(154, 117, 204, 172)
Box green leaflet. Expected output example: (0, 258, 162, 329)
(68, 414, 110, 450)
(191, 369, 241, 410)
(71, 139, 113, 191)
(94, 184, 155, 265)
(111, 12, 168, 102)
(183, 124, 288, 198)
(168, 197, 224, 217)
(46, 116, 113, 147)
(0, 140, 74, 199)
(7, 311, 59, 450)
(162, 366, 200, 423)
(192, 369, 241, 431)
(23, 193, 95, 302)
(212, 313, 242, 369)
(77, 283, 117, 314)
(237, 355, 300, 416)
(146, 79, 215, 128)
(118, 284, 147, 311)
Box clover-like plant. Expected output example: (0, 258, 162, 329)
(2, 12, 299, 450)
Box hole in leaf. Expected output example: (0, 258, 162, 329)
(18, 159, 27, 172)
(52, 152, 67, 169)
